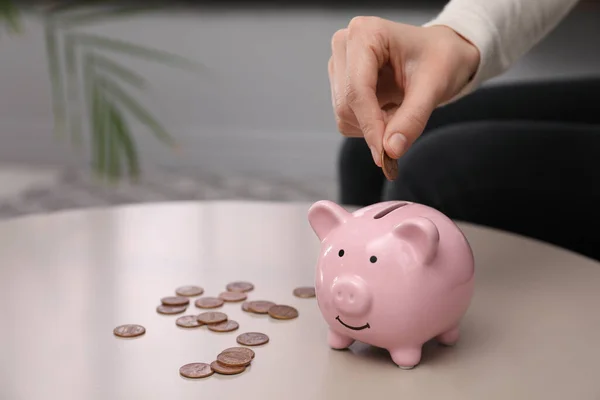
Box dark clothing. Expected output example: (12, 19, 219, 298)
(337, 76, 600, 261)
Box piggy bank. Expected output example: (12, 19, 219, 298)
(307, 200, 475, 369)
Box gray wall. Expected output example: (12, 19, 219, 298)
(1, 3, 599, 183)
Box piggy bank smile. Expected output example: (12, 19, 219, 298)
(308, 200, 475, 370)
(335, 316, 370, 331)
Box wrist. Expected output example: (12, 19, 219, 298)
(428, 25, 481, 82)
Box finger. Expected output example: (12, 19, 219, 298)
(330, 29, 360, 130)
(329, 55, 361, 137)
(336, 119, 363, 137)
(383, 67, 441, 159)
(345, 18, 388, 166)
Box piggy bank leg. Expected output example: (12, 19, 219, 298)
(435, 326, 460, 346)
(389, 347, 422, 369)
(328, 329, 354, 350)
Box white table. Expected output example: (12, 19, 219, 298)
(1, 201, 599, 400)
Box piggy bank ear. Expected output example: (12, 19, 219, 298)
(307, 200, 349, 241)
(393, 217, 440, 265)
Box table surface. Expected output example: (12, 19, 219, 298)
(1, 201, 600, 400)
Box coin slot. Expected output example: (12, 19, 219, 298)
(373, 202, 408, 219)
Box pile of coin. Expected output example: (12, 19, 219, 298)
(113, 281, 316, 380)
(179, 346, 256, 379)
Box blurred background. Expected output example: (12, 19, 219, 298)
(0, 0, 599, 218)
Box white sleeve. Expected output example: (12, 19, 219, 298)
(423, 0, 581, 101)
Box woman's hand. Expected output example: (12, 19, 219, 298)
(328, 17, 480, 166)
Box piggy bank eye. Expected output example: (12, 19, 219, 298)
(369, 256, 377, 263)
(338, 249, 345, 257)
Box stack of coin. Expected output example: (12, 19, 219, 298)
(211, 347, 254, 375)
(179, 347, 256, 379)
(157, 296, 190, 315)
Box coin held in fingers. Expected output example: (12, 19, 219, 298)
(381, 151, 398, 181)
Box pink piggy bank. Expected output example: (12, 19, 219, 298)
(307, 200, 475, 369)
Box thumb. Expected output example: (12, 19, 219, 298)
(382, 74, 440, 159)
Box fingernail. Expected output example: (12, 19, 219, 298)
(388, 133, 408, 158)
(369, 145, 380, 166)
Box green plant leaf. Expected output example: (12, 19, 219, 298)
(91, 82, 108, 178)
(71, 32, 206, 73)
(0, 0, 22, 34)
(109, 102, 140, 181)
(98, 75, 176, 147)
(44, 21, 68, 138)
(106, 105, 122, 182)
(64, 34, 83, 146)
(90, 53, 146, 89)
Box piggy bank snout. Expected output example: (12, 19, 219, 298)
(330, 276, 372, 318)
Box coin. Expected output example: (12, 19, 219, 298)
(268, 305, 299, 320)
(219, 291, 247, 302)
(207, 320, 239, 333)
(161, 296, 190, 307)
(179, 362, 214, 379)
(293, 286, 316, 298)
(176, 315, 203, 328)
(236, 332, 269, 346)
(221, 346, 255, 360)
(381, 151, 398, 181)
(226, 281, 254, 293)
(197, 311, 228, 325)
(113, 324, 146, 338)
(194, 297, 224, 309)
(157, 305, 187, 315)
(217, 350, 252, 367)
(247, 300, 275, 314)
(210, 360, 246, 375)
(241, 301, 252, 312)
(176, 285, 204, 297)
